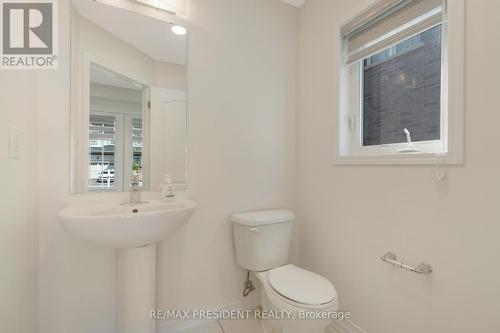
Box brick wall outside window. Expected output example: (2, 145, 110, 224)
(362, 25, 442, 146)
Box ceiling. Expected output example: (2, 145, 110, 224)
(72, 0, 187, 65)
(280, 0, 307, 8)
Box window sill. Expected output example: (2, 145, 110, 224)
(334, 152, 464, 166)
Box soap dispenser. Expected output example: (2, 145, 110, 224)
(160, 174, 176, 202)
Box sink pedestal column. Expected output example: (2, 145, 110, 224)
(117, 244, 156, 333)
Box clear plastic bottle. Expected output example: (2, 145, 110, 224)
(160, 174, 176, 202)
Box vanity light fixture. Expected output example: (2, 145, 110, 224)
(171, 25, 186, 35)
(131, 0, 178, 14)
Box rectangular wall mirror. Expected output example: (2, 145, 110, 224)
(70, 0, 188, 193)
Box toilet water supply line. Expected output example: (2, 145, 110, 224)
(243, 271, 255, 297)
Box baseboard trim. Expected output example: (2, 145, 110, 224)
(330, 319, 367, 333)
(157, 297, 260, 333)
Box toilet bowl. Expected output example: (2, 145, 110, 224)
(231, 209, 339, 333)
(256, 265, 338, 333)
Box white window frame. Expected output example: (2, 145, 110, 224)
(74, 53, 149, 192)
(88, 112, 143, 192)
(87, 111, 124, 192)
(123, 114, 143, 191)
(335, 0, 464, 165)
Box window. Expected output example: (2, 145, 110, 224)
(88, 112, 142, 192)
(131, 118, 143, 174)
(123, 116, 143, 190)
(88, 114, 119, 191)
(363, 25, 441, 146)
(337, 0, 464, 164)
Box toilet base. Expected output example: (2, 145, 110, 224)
(254, 267, 338, 333)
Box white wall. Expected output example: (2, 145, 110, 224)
(149, 88, 187, 186)
(39, 2, 117, 333)
(0, 72, 38, 333)
(156, 0, 298, 314)
(155, 62, 187, 91)
(39, 0, 298, 332)
(298, 0, 500, 332)
(90, 83, 143, 115)
(72, 10, 186, 91)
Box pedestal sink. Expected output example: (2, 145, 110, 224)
(58, 198, 196, 333)
(58, 198, 196, 248)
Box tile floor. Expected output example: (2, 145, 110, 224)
(181, 318, 263, 333)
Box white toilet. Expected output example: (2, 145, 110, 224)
(231, 209, 338, 333)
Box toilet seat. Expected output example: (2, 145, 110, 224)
(268, 265, 337, 308)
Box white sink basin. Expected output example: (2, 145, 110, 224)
(58, 198, 196, 248)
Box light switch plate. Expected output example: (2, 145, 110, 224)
(9, 127, 20, 159)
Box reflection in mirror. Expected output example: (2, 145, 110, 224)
(70, 0, 187, 193)
(88, 64, 146, 192)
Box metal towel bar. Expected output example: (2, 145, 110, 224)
(381, 252, 432, 275)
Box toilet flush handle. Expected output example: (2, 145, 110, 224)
(249, 227, 259, 233)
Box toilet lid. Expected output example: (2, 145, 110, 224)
(268, 265, 336, 306)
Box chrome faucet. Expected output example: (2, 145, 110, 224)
(125, 173, 147, 205)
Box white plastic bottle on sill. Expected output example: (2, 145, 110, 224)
(160, 174, 176, 202)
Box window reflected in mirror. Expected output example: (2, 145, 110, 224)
(70, 0, 188, 193)
(88, 64, 146, 192)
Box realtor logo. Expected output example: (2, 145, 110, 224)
(1, 0, 57, 69)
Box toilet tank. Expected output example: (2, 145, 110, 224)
(231, 209, 295, 272)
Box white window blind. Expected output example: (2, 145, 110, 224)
(132, 118, 142, 144)
(89, 114, 116, 141)
(341, 0, 443, 64)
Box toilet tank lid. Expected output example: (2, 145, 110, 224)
(231, 209, 295, 226)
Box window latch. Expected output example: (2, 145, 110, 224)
(397, 128, 420, 153)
